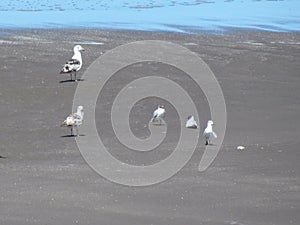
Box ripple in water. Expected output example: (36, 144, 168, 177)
(0, 0, 299, 32)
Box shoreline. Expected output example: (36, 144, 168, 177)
(1, 26, 300, 35)
(1, 28, 300, 52)
(1, 27, 300, 41)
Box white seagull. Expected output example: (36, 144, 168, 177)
(60, 45, 84, 81)
(185, 115, 198, 129)
(203, 120, 217, 145)
(61, 106, 84, 136)
(151, 105, 165, 125)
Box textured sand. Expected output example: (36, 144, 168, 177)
(0, 29, 299, 225)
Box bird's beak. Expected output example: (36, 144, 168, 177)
(81, 48, 85, 51)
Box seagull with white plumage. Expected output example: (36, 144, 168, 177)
(203, 120, 217, 145)
(150, 105, 165, 125)
(60, 45, 84, 81)
(185, 115, 198, 129)
(61, 106, 84, 136)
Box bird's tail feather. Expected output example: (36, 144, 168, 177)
(61, 121, 68, 127)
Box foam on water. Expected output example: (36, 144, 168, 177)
(0, 0, 299, 32)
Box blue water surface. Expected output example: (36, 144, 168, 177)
(0, 0, 299, 32)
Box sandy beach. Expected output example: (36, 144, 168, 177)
(0, 29, 299, 225)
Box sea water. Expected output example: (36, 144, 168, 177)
(0, 0, 299, 32)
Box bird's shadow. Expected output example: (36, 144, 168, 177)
(59, 79, 85, 83)
(186, 126, 198, 129)
(61, 134, 85, 138)
(205, 143, 215, 146)
(151, 123, 166, 126)
(0, 156, 6, 159)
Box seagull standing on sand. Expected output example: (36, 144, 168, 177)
(61, 106, 84, 136)
(203, 120, 217, 145)
(151, 105, 165, 125)
(60, 45, 84, 81)
(185, 115, 198, 129)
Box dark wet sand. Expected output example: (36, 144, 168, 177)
(0, 29, 299, 225)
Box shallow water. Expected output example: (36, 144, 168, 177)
(0, 0, 299, 32)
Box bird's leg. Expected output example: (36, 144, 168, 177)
(205, 138, 208, 145)
(76, 126, 79, 136)
(70, 73, 73, 81)
(70, 126, 73, 136)
(75, 71, 77, 82)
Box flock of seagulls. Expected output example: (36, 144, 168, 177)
(60, 45, 217, 145)
(149, 106, 217, 145)
(60, 45, 85, 136)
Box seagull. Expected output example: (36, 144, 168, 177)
(61, 106, 84, 136)
(185, 115, 198, 129)
(60, 45, 84, 81)
(237, 146, 245, 150)
(150, 105, 165, 125)
(203, 120, 217, 145)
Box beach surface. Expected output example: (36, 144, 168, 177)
(0, 29, 299, 225)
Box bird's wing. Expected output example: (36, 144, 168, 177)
(73, 112, 81, 119)
(186, 118, 198, 128)
(154, 108, 164, 118)
(152, 109, 158, 118)
(73, 112, 83, 125)
(61, 115, 75, 126)
(194, 120, 198, 128)
(203, 127, 210, 137)
(60, 59, 80, 73)
(192, 120, 198, 128)
(212, 131, 217, 139)
(158, 108, 165, 117)
(206, 131, 217, 140)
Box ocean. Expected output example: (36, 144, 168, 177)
(0, 0, 299, 32)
